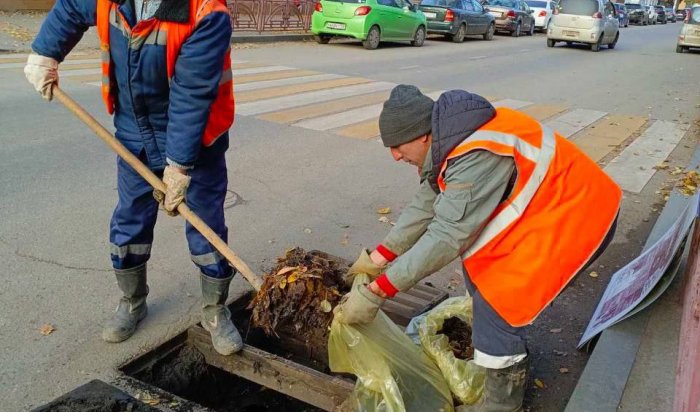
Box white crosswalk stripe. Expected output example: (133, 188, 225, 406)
(0, 58, 101, 69)
(235, 73, 345, 92)
(546, 108, 607, 138)
(232, 65, 294, 76)
(605, 120, 690, 193)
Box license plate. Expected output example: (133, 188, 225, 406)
(563, 30, 579, 36)
(489, 11, 502, 17)
(326, 22, 346, 30)
(424, 11, 437, 18)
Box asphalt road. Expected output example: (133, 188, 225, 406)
(0, 21, 698, 411)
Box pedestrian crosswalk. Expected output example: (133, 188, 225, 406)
(1, 52, 691, 195)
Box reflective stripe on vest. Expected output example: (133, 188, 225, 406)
(96, 0, 234, 146)
(437, 108, 621, 326)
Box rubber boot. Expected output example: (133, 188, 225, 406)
(456, 357, 528, 412)
(102, 263, 149, 343)
(200, 273, 243, 355)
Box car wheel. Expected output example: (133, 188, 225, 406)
(315, 35, 331, 44)
(566, 41, 573, 45)
(527, 21, 535, 36)
(676, 45, 684, 53)
(512, 22, 521, 37)
(590, 35, 602, 52)
(411, 25, 426, 47)
(363, 25, 380, 50)
(452, 24, 466, 43)
(608, 32, 619, 49)
(547, 38, 556, 47)
(483, 23, 495, 40)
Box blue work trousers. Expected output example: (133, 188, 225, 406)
(109, 149, 232, 279)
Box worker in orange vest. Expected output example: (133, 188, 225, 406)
(24, 0, 241, 356)
(335, 85, 620, 410)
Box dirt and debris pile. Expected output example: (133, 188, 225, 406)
(437, 316, 474, 360)
(32, 379, 157, 412)
(249, 248, 349, 341)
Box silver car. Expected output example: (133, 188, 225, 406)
(547, 0, 619, 51)
(677, 5, 700, 53)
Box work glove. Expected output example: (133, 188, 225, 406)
(153, 166, 191, 216)
(343, 249, 386, 287)
(24, 53, 59, 101)
(333, 281, 385, 325)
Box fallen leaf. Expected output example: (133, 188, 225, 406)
(671, 167, 685, 176)
(320, 300, 332, 313)
(377, 207, 392, 214)
(304, 228, 312, 234)
(553, 349, 568, 356)
(589, 271, 599, 278)
(378, 216, 390, 224)
(534, 378, 545, 389)
(278, 277, 287, 289)
(39, 324, 55, 336)
(559, 368, 569, 374)
(287, 272, 300, 283)
(653, 163, 669, 170)
(550, 328, 562, 333)
(276, 266, 297, 277)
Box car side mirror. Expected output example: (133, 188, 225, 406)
(411, 3, 418, 11)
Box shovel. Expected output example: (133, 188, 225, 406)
(53, 86, 264, 291)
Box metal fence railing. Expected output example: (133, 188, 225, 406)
(227, 0, 316, 33)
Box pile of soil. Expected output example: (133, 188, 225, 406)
(32, 379, 157, 412)
(248, 248, 348, 343)
(438, 316, 475, 360)
(137, 345, 320, 412)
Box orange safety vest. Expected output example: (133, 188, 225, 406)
(95, 0, 234, 147)
(437, 108, 621, 327)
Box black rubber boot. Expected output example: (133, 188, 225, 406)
(102, 263, 149, 343)
(457, 357, 528, 412)
(200, 273, 243, 355)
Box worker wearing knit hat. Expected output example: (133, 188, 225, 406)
(378, 84, 435, 148)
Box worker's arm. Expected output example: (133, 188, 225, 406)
(374, 151, 516, 295)
(165, 11, 232, 169)
(373, 179, 438, 262)
(31, 0, 96, 62)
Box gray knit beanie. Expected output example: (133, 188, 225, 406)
(378, 85, 434, 148)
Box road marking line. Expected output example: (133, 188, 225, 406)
(469, 55, 487, 60)
(236, 77, 370, 103)
(400, 65, 420, 70)
(229, 61, 267, 70)
(235, 73, 345, 92)
(570, 114, 647, 162)
(546, 108, 607, 138)
(520, 104, 568, 121)
(294, 102, 384, 131)
(236, 81, 396, 116)
(257, 91, 391, 124)
(60, 68, 102, 77)
(492, 99, 533, 109)
(604, 120, 690, 193)
(235, 69, 319, 84)
(232, 65, 294, 76)
(335, 119, 380, 140)
(0, 58, 99, 69)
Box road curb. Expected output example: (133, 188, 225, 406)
(231, 33, 315, 43)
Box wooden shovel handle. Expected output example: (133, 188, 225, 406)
(53, 86, 263, 291)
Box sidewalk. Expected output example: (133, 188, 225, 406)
(0, 10, 311, 54)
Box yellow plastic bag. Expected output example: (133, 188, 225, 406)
(417, 297, 485, 405)
(328, 274, 454, 412)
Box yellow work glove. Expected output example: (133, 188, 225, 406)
(153, 166, 191, 216)
(333, 281, 385, 325)
(343, 249, 386, 287)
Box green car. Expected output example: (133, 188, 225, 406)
(311, 0, 428, 49)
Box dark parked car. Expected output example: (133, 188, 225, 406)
(614, 3, 629, 27)
(625, 3, 648, 25)
(484, 0, 537, 36)
(654, 5, 667, 23)
(665, 7, 676, 22)
(419, 0, 496, 42)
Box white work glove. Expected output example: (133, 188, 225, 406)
(24, 53, 59, 101)
(153, 166, 191, 216)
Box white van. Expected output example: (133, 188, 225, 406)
(547, 0, 619, 51)
(677, 5, 700, 52)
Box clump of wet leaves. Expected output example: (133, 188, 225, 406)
(437, 317, 474, 360)
(249, 247, 349, 339)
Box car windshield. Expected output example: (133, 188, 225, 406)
(625, 3, 641, 9)
(691, 7, 700, 23)
(489, 0, 518, 7)
(526, 0, 547, 7)
(654, 6, 663, 10)
(558, 0, 598, 15)
(421, 0, 461, 6)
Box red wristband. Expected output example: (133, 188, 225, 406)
(375, 274, 399, 297)
(376, 244, 397, 262)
